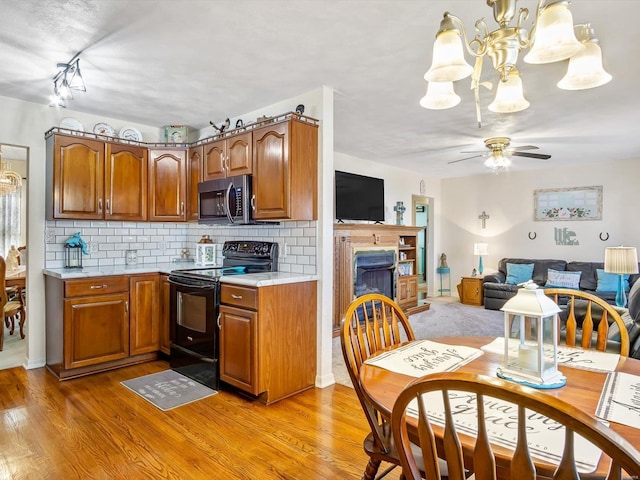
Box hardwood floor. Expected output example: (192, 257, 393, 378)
(0, 361, 404, 479)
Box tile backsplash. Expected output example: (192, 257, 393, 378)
(45, 220, 317, 274)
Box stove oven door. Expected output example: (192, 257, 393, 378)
(168, 277, 219, 389)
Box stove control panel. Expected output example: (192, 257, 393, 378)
(223, 240, 278, 259)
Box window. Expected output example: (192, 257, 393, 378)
(0, 187, 22, 256)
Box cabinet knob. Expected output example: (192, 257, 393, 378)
(217, 313, 221, 329)
(90, 285, 108, 289)
(106, 199, 111, 214)
(98, 199, 103, 213)
(251, 195, 256, 211)
(231, 294, 243, 299)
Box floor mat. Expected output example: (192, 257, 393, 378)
(121, 369, 217, 411)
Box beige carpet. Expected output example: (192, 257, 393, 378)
(332, 299, 504, 387)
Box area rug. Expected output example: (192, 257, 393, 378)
(332, 300, 504, 387)
(121, 369, 217, 411)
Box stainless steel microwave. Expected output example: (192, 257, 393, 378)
(198, 175, 253, 225)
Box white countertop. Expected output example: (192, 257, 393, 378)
(42, 264, 317, 287)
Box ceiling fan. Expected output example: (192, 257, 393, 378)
(448, 137, 551, 172)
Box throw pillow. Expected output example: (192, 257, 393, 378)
(596, 268, 630, 292)
(505, 263, 535, 285)
(545, 268, 581, 289)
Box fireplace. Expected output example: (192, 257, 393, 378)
(353, 249, 396, 300)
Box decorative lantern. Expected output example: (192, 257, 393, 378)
(498, 283, 565, 388)
(64, 244, 83, 268)
(195, 243, 221, 266)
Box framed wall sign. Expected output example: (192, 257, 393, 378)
(164, 125, 189, 143)
(534, 186, 603, 221)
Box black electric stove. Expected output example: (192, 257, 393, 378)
(168, 240, 278, 390)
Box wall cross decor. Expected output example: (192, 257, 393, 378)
(478, 211, 490, 229)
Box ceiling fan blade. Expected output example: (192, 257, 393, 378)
(511, 151, 551, 159)
(509, 145, 539, 151)
(448, 154, 485, 164)
(459, 150, 488, 154)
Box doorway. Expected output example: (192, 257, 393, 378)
(0, 143, 28, 369)
(412, 195, 431, 304)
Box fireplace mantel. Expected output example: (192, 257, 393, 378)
(333, 224, 422, 334)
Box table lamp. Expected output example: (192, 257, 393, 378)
(604, 246, 639, 308)
(474, 242, 488, 275)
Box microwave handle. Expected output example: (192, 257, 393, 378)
(225, 181, 235, 224)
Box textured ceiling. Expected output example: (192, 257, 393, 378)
(0, 0, 637, 178)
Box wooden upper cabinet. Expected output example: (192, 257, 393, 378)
(187, 146, 203, 221)
(105, 143, 148, 221)
(252, 119, 318, 221)
(51, 136, 104, 220)
(203, 131, 252, 181)
(148, 149, 187, 221)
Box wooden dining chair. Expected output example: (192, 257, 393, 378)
(544, 288, 630, 356)
(1, 255, 26, 350)
(391, 371, 640, 480)
(341, 293, 418, 480)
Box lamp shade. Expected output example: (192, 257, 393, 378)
(524, 1, 585, 64)
(474, 242, 488, 256)
(488, 70, 530, 113)
(484, 152, 511, 171)
(419, 81, 461, 110)
(557, 39, 612, 90)
(424, 16, 473, 82)
(604, 247, 639, 274)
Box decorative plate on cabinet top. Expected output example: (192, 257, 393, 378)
(93, 122, 116, 137)
(59, 117, 84, 132)
(118, 126, 143, 142)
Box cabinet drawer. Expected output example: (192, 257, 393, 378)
(220, 284, 257, 310)
(65, 277, 130, 298)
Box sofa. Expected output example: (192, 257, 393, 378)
(482, 257, 640, 311)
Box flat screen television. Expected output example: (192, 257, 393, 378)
(335, 170, 385, 222)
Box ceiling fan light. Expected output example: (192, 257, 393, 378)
(557, 37, 611, 90)
(419, 81, 461, 110)
(488, 71, 530, 113)
(524, 1, 585, 65)
(484, 152, 511, 171)
(424, 18, 473, 82)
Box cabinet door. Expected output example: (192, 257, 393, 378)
(129, 275, 160, 355)
(462, 278, 483, 306)
(53, 136, 104, 219)
(226, 132, 252, 176)
(159, 275, 171, 355)
(252, 122, 289, 219)
(148, 149, 187, 221)
(187, 146, 203, 221)
(63, 293, 129, 369)
(219, 304, 258, 394)
(397, 277, 409, 305)
(105, 143, 148, 221)
(203, 139, 226, 181)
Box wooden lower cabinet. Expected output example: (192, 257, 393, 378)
(45, 274, 160, 380)
(218, 281, 317, 404)
(159, 274, 171, 355)
(63, 293, 130, 369)
(458, 276, 484, 306)
(129, 275, 160, 355)
(397, 275, 418, 310)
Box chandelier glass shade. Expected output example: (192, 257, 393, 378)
(484, 151, 512, 171)
(420, 81, 461, 110)
(557, 24, 612, 90)
(488, 70, 530, 113)
(420, 0, 611, 123)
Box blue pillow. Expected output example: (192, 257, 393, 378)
(505, 263, 535, 285)
(596, 268, 630, 292)
(545, 268, 581, 289)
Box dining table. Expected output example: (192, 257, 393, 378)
(359, 336, 640, 479)
(5, 265, 26, 289)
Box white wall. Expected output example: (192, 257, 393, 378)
(0, 95, 161, 369)
(334, 152, 443, 294)
(440, 158, 640, 292)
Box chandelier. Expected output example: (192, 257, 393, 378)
(420, 0, 612, 126)
(49, 56, 86, 108)
(0, 147, 22, 196)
